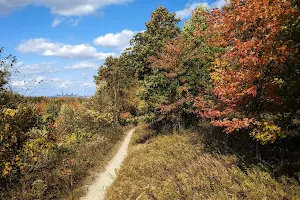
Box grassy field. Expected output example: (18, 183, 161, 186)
(106, 124, 300, 200)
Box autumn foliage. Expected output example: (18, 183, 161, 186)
(189, 0, 299, 143)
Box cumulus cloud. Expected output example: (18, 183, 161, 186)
(175, 0, 228, 20)
(16, 38, 115, 60)
(14, 61, 60, 74)
(0, 0, 132, 16)
(94, 29, 136, 50)
(64, 61, 99, 70)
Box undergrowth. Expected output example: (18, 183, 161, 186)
(106, 124, 300, 200)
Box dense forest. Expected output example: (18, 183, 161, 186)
(1, 0, 300, 199)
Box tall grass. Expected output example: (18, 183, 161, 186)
(106, 125, 300, 200)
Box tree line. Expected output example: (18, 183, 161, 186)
(94, 0, 300, 145)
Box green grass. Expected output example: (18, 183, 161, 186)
(106, 125, 300, 200)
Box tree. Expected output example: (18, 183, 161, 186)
(0, 48, 17, 108)
(130, 6, 180, 80)
(192, 0, 298, 144)
(148, 6, 217, 130)
(94, 53, 140, 124)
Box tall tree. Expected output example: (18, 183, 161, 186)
(148, 6, 217, 130)
(130, 6, 180, 80)
(193, 0, 298, 144)
(118, 6, 182, 123)
(94, 53, 140, 124)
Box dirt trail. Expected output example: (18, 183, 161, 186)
(81, 128, 135, 200)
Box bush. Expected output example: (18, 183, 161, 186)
(0, 97, 124, 199)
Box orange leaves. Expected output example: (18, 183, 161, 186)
(35, 101, 48, 115)
(120, 112, 132, 120)
(149, 36, 197, 79)
(213, 118, 256, 134)
(60, 158, 77, 176)
(191, 0, 295, 142)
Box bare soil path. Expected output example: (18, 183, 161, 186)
(81, 128, 135, 200)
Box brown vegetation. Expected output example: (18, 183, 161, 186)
(106, 125, 300, 200)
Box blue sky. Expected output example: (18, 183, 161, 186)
(0, 0, 225, 96)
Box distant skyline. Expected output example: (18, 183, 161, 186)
(0, 0, 226, 96)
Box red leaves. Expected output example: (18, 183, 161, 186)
(192, 0, 295, 136)
(213, 118, 256, 134)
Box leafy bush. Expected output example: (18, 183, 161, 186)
(55, 102, 113, 136)
(0, 97, 124, 199)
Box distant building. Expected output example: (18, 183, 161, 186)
(53, 91, 91, 98)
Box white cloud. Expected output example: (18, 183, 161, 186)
(12, 76, 46, 89)
(11, 75, 96, 95)
(213, 0, 227, 9)
(80, 82, 95, 88)
(175, 3, 208, 20)
(94, 29, 135, 50)
(11, 80, 27, 88)
(51, 78, 71, 88)
(12, 76, 71, 89)
(52, 17, 81, 27)
(65, 61, 99, 70)
(52, 17, 64, 27)
(14, 61, 60, 74)
(36, 76, 46, 83)
(0, 0, 132, 16)
(16, 38, 115, 60)
(175, 0, 228, 20)
(67, 18, 81, 27)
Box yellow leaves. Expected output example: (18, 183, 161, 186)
(2, 162, 12, 177)
(272, 78, 284, 87)
(251, 120, 286, 144)
(15, 155, 20, 162)
(214, 58, 221, 67)
(2, 108, 17, 118)
(24, 136, 56, 161)
(65, 133, 77, 145)
(4, 123, 10, 131)
(97, 112, 114, 123)
(1, 155, 24, 177)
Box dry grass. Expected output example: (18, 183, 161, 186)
(106, 125, 300, 200)
(72, 125, 134, 199)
